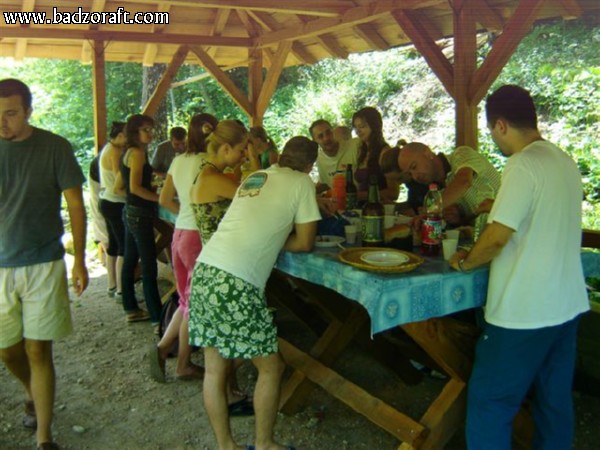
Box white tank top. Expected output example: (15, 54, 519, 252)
(99, 143, 126, 203)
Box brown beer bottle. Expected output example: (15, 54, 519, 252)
(361, 176, 384, 247)
(345, 164, 358, 210)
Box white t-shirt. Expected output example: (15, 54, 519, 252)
(168, 153, 205, 230)
(316, 138, 359, 188)
(486, 140, 589, 329)
(199, 165, 321, 289)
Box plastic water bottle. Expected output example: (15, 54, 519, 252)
(421, 184, 443, 256)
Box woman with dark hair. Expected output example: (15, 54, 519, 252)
(150, 113, 216, 382)
(249, 126, 278, 169)
(98, 121, 126, 298)
(118, 114, 162, 330)
(352, 107, 398, 202)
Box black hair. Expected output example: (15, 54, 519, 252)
(486, 85, 538, 130)
(308, 119, 332, 139)
(124, 114, 154, 148)
(352, 106, 387, 169)
(109, 121, 126, 139)
(0, 78, 32, 110)
(170, 126, 187, 140)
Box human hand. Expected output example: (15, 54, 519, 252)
(476, 198, 494, 214)
(448, 249, 469, 271)
(71, 261, 89, 296)
(317, 196, 337, 217)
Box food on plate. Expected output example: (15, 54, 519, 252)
(384, 223, 411, 242)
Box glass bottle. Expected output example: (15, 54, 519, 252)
(361, 176, 384, 247)
(345, 164, 357, 210)
(421, 183, 443, 256)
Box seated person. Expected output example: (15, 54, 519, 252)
(380, 142, 501, 225)
(333, 125, 352, 142)
(150, 126, 187, 178)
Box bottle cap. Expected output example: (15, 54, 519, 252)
(429, 183, 438, 190)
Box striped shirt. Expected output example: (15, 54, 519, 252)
(445, 146, 501, 217)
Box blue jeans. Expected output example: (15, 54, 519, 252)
(466, 316, 581, 450)
(121, 205, 162, 323)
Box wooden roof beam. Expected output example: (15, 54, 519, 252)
(170, 62, 244, 88)
(469, 0, 546, 104)
(207, 8, 233, 58)
(256, 40, 293, 120)
(246, 10, 317, 65)
(123, 0, 350, 18)
(315, 34, 348, 59)
(190, 45, 253, 117)
(142, 45, 189, 117)
(256, 0, 443, 46)
(354, 23, 389, 51)
(391, 9, 454, 98)
(470, 0, 505, 31)
(557, 0, 583, 19)
(0, 27, 252, 47)
(92, 40, 107, 152)
(143, 3, 173, 67)
(80, 0, 107, 64)
(14, 0, 36, 61)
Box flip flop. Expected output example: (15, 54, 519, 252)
(228, 397, 254, 417)
(148, 345, 166, 383)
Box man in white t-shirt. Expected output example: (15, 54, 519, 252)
(309, 119, 359, 192)
(188, 136, 321, 450)
(449, 85, 589, 449)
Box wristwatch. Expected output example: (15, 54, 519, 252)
(458, 258, 469, 272)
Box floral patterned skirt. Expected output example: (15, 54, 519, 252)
(188, 263, 278, 359)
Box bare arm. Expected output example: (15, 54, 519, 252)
(441, 167, 474, 208)
(63, 186, 89, 295)
(449, 221, 513, 271)
(159, 174, 179, 214)
(191, 169, 240, 203)
(283, 221, 318, 252)
(129, 148, 159, 202)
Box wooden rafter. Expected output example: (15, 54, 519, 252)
(207, 8, 233, 58)
(248, 46, 263, 124)
(92, 40, 107, 152)
(354, 23, 389, 51)
(0, 27, 252, 47)
(469, 0, 546, 104)
(143, 2, 171, 67)
(142, 45, 189, 116)
(246, 10, 317, 64)
(256, 0, 443, 46)
(315, 34, 348, 59)
(256, 40, 292, 119)
(557, 0, 583, 19)
(80, 0, 106, 64)
(122, 0, 350, 17)
(391, 9, 454, 98)
(470, 0, 505, 31)
(170, 63, 243, 88)
(190, 45, 253, 116)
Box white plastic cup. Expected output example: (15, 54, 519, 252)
(384, 203, 396, 216)
(445, 229, 460, 240)
(344, 225, 358, 244)
(442, 238, 458, 261)
(384, 215, 396, 229)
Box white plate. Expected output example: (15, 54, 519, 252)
(315, 235, 345, 248)
(360, 251, 409, 267)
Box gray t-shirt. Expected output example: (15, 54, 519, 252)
(150, 140, 176, 173)
(0, 127, 85, 267)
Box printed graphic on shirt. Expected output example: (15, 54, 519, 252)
(239, 172, 267, 198)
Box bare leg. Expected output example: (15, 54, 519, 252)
(203, 347, 244, 450)
(116, 255, 123, 293)
(251, 352, 286, 450)
(0, 340, 33, 401)
(157, 307, 183, 359)
(105, 254, 117, 291)
(25, 339, 55, 446)
(175, 316, 203, 377)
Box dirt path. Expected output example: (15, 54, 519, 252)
(1, 254, 599, 449)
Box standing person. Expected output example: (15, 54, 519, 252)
(188, 136, 321, 450)
(352, 107, 398, 202)
(150, 114, 211, 382)
(118, 114, 162, 331)
(249, 126, 279, 169)
(98, 121, 127, 298)
(449, 85, 589, 449)
(0, 78, 88, 450)
(150, 126, 187, 177)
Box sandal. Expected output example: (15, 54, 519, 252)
(228, 397, 254, 417)
(23, 400, 36, 429)
(126, 309, 150, 323)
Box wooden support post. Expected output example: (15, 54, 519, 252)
(92, 40, 107, 154)
(190, 45, 253, 118)
(142, 45, 189, 117)
(248, 47, 263, 126)
(256, 41, 292, 120)
(453, 0, 478, 149)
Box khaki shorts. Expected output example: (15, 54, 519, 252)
(0, 260, 73, 348)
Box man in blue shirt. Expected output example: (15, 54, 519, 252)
(0, 79, 89, 450)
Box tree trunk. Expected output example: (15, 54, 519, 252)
(141, 64, 169, 143)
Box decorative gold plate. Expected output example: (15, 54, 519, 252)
(338, 247, 424, 273)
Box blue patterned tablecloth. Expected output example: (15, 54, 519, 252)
(276, 248, 600, 335)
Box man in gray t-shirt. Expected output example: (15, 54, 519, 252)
(150, 126, 186, 177)
(0, 78, 88, 449)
